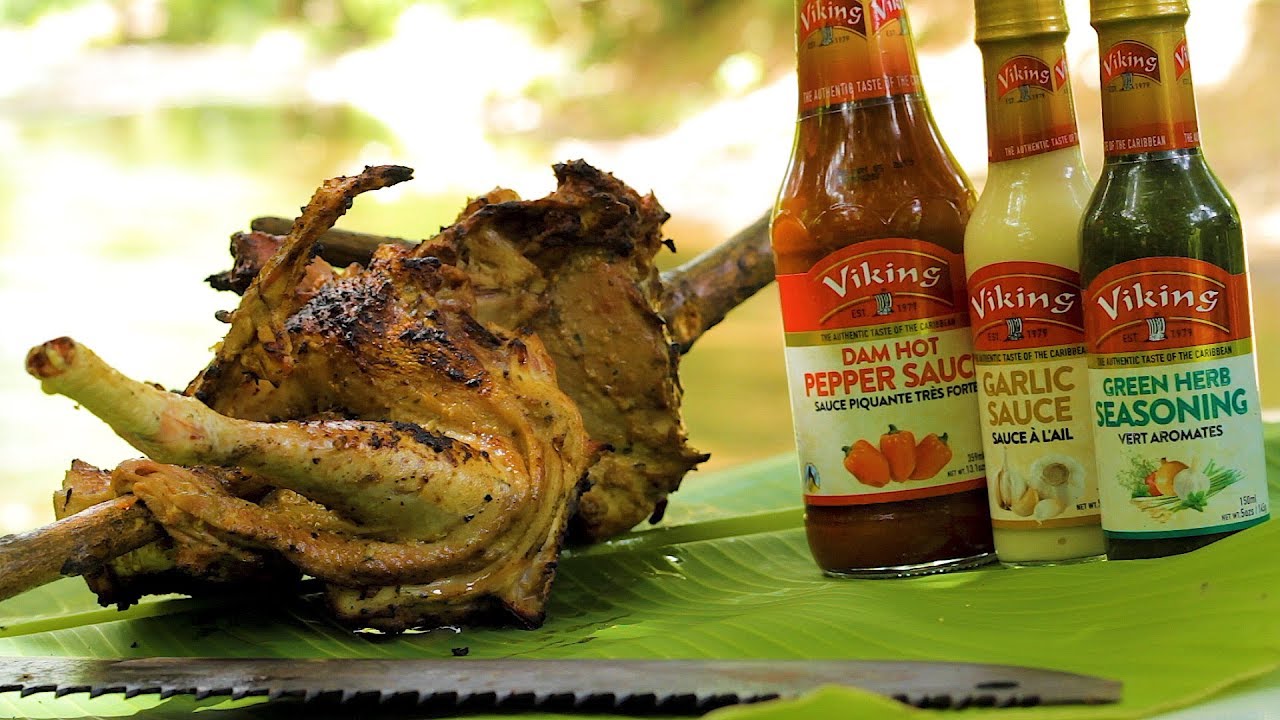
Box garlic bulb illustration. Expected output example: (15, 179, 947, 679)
(1011, 486, 1039, 517)
(1173, 459, 1210, 501)
(1027, 454, 1087, 519)
(994, 447, 1030, 512)
(1034, 497, 1067, 521)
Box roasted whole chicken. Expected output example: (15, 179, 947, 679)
(208, 161, 708, 541)
(29, 162, 707, 631)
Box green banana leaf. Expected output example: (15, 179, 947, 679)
(2, 426, 1279, 720)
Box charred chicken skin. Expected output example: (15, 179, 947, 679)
(210, 162, 708, 540)
(36, 165, 600, 630)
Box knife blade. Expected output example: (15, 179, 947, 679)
(0, 657, 1119, 712)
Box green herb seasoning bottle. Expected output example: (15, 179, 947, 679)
(1081, 0, 1270, 560)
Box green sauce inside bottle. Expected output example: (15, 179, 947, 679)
(1081, 5, 1269, 559)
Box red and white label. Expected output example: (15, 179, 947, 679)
(795, 0, 920, 112)
(996, 55, 1055, 97)
(1053, 55, 1069, 90)
(1084, 257, 1250, 354)
(798, 0, 866, 36)
(1174, 38, 1191, 79)
(1101, 40, 1162, 85)
(1084, 258, 1267, 540)
(778, 238, 967, 332)
(868, 0, 903, 33)
(969, 262, 1099, 533)
(779, 238, 985, 507)
(969, 261, 1084, 351)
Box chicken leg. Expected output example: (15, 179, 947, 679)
(27, 328, 595, 626)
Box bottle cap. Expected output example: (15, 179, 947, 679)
(1090, 0, 1189, 25)
(974, 0, 1069, 43)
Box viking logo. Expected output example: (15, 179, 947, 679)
(1102, 41, 1161, 88)
(1146, 316, 1167, 342)
(1005, 317, 1024, 342)
(821, 25, 834, 45)
(874, 291, 894, 316)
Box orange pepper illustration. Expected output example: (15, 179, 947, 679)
(842, 440, 891, 488)
(909, 432, 953, 481)
(879, 424, 916, 482)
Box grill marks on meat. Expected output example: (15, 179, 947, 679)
(33, 165, 598, 630)
(210, 161, 708, 541)
(188, 165, 414, 408)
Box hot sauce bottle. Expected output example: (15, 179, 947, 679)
(1082, 0, 1270, 560)
(966, 0, 1105, 566)
(772, 0, 995, 577)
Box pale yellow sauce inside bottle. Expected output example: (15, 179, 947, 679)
(965, 145, 1104, 564)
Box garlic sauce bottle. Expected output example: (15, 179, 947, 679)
(965, 0, 1104, 565)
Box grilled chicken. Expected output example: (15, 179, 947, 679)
(53, 459, 291, 605)
(33, 327, 593, 629)
(209, 162, 708, 540)
(33, 165, 598, 630)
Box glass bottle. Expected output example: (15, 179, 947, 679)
(1082, 0, 1270, 559)
(772, 0, 995, 577)
(965, 0, 1104, 566)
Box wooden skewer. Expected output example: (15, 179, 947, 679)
(248, 211, 776, 353)
(658, 212, 773, 353)
(0, 496, 161, 602)
(0, 211, 777, 602)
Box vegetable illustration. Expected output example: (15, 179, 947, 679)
(842, 440, 891, 488)
(1143, 471, 1162, 497)
(879, 425, 917, 482)
(1126, 456, 1242, 520)
(1173, 460, 1211, 511)
(1026, 454, 1086, 519)
(993, 447, 1029, 511)
(1150, 458, 1187, 498)
(908, 433, 952, 481)
(1033, 497, 1066, 521)
(1011, 486, 1039, 517)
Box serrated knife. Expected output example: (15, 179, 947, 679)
(0, 657, 1119, 712)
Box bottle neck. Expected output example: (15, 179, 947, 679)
(1094, 16, 1201, 159)
(793, 0, 923, 118)
(978, 34, 1081, 165)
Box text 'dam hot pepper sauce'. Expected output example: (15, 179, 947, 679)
(1082, 0, 1270, 559)
(772, 0, 995, 577)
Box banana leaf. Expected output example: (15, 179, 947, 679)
(1, 426, 1279, 719)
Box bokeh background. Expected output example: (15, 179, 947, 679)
(1, 0, 1276, 533)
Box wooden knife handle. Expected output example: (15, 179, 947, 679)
(0, 496, 160, 602)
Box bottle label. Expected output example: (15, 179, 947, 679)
(778, 238, 985, 506)
(795, 0, 921, 115)
(968, 262, 1099, 530)
(983, 41, 1080, 162)
(1098, 28, 1200, 156)
(1084, 258, 1268, 538)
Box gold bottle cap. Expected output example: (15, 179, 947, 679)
(1090, 0, 1189, 25)
(974, 0, 1069, 43)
